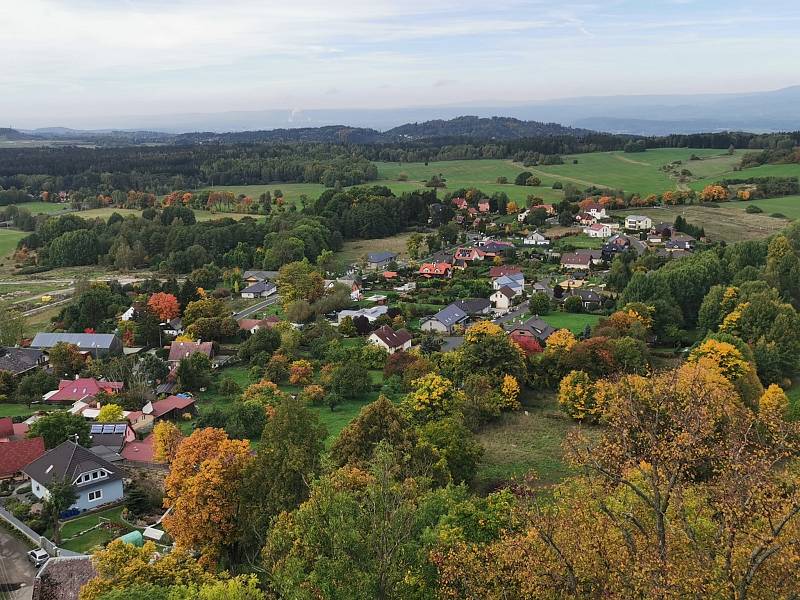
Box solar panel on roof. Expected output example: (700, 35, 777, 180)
(90, 424, 103, 433)
(113, 424, 126, 434)
(102, 424, 115, 433)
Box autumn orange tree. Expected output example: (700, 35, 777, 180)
(163, 428, 252, 565)
(288, 359, 313, 386)
(147, 292, 180, 321)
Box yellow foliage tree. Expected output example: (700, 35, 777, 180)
(241, 379, 289, 407)
(152, 420, 184, 464)
(558, 370, 605, 422)
(759, 384, 789, 416)
(289, 359, 314, 386)
(687, 339, 749, 381)
(700, 184, 729, 202)
(500, 374, 521, 410)
(96, 403, 123, 423)
(402, 373, 464, 424)
(545, 328, 577, 354)
(464, 320, 505, 343)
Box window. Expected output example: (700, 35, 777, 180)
(88, 489, 103, 502)
(92, 471, 99, 480)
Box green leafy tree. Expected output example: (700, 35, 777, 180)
(528, 292, 551, 315)
(48, 342, 85, 377)
(176, 353, 212, 392)
(238, 395, 327, 562)
(276, 260, 324, 311)
(0, 310, 26, 346)
(14, 370, 58, 406)
(42, 479, 77, 544)
(28, 411, 91, 449)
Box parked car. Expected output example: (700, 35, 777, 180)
(27, 548, 49, 568)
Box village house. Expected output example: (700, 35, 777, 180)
(241, 281, 277, 299)
(43, 378, 124, 405)
(238, 316, 280, 334)
(583, 202, 608, 219)
(532, 280, 555, 298)
(453, 298, 493, 316)
(601, 233, 648, 261)
(490, 286, 516, 310)
(453, 247, 487, 263)
(585, 222, 612, 238)
(565, 288, 603, 311)
(451, 197, 468, 210)
(625, 215, 653, 231)
(506, 316, 556, 345)
(167, 340, 215, 363)
(560, 252, 593, 270)
(517, 209, 530, 223)
(143, 395, 197, 421)
(523, 231, 550, 246)
(0, 347, 45, 379)
(666, 233, 696, 250)
(489, 265, 522, 279)
(368, 325, 413, 354)
(418, 262, 453, 278)
(492, 272, 525, 295)
(575, 212, 598, 226)
(242, 270, 278, 284)
(23, 440, 125, 511)
(366, 252, 397, 270)
(0, 417, 45, 480)
(161, 317, 183, 337)
(30, 333, 123, 358)
(87, 422, 136, 462)
(337, 305, 389, 323)
(32, 556, 97, 600)
(325, 277, 363, 301)
(421, 304, 469, 334)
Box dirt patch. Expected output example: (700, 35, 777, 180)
(614, 155, 652, 167)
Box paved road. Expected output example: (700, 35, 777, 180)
(492, 300, 530, 326)
(233, 295, 280, 320)
(0, 530, 35, 600)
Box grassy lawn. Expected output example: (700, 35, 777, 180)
(0, 229, 25, 261)
(7, 201, 72, 215)
(198, 183, 327, 209)
(690, 162, 800, 191)
(336, 231, 419, 270)
(554, 233, 603, 250)
(75, 207, 254, 222)
(541, 312, 601, 334)
(0, 403, 43, 418)
(59, 506, 134, 553)
(474, 391, 593, 492)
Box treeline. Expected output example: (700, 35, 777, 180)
(14, 187, 439, 272)
(717, 176, 800, 198)
(0, 144, 378, 196)
(0, 188, 32, 206)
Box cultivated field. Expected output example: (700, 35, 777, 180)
(690, 162, 800, 191)
(725, 195, 800, 220)
(613, 204, 789, 241)
(336, 231, 420, 269)
(77, 207, 255, 222)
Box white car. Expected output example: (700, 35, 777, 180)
(27, 548, 49, 568)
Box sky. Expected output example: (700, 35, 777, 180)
(1, 0, 800, 128)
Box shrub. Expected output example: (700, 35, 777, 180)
(745, 205, 763, 214)
(564, 295, 583, 313)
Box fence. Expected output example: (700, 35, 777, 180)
(0, 505, 65, 557)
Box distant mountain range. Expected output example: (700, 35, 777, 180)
(4, 86, 800, 141)
(2, 117, 593, 145)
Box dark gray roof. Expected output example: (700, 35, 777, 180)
(508, 316, 556, 341)
(496, 286, 516, 298)
(243, 270, 278, 281)
(454, 298, 492, 314)
(367, 251, 397, 263)
(242, 281, 276, 294)
(33, 556, 96, 600)
(432, 304, 468, 327)
(0, 347, 42, 376)
(30, 333, 120, 350)
(88, 422, 129, 452)
(22, 440, 121, 487)
(573, 289, 602, 302)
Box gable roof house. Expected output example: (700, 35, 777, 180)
(30, 333, 122, 358)
(368, 325, 413, 354)
(506, 316, 556, 345)
(23, 440, 124, 512)
(625, 215, 653, 231)
(523, 231, 550, 246)
(565, 288, 603, 311)
(453, 298, 493, 315)
(584, 203, 608, 219)
(666, 233, 696, 250)
(0, 347, 45, 378)
(418, 262, 452, 278)
(560, 252, 593, 270)
(585, 222, 612, 238)
(575, 212, 597, 226)
(143, 395, 197, 421)
(337, 305, 389, 324)
(243, 270, 278, 283)
(238, 316, 280, 334)
(489, 265, 522, 279)
(0, 417, 46, 480)
(161, 317, 183, 336)
(167, 340, 215, 363)
(421, 304, 469, 334)
(453, 247, 487, 263)
(43, 378, 124, 405)
(452, 197, 468, 210)
(366, 252, 397, 270)
(241, 281, 277, 299)
(490, 286, 516, 310)
(492, 272, 525, 295)
(88, 422, 136, 455)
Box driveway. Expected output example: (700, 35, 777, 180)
(0, 529, 36, 600)
(234, 295, 280, 320)
(492, 300, 530, 327)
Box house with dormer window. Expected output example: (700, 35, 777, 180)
(22, 440, 124, 512)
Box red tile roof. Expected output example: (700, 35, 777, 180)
(46, 378, 123, 404)
(0, 417, 13, 437)
(370, 325, 412, 350)
(0, 437, 45, 477)
(168, 341, 214, 362)
(418, 262, 452, 276)
(149, 395, 196, 418)
(120, 434, 155, 463)
(489, 265, 522, 279)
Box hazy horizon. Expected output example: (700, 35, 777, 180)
(2, 0, 800, 130)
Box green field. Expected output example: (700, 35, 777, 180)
(198, 183, 329, 209)
(76, 207, 255, 222)
(724, 195, 800, 219)
(475, 391, 589, 492)
(541, 312, 602, 334)
(0, 229, 25, 260)
(531, 148, 735, 196)
(690, 162, 800, 191)
(375, 159, 564, 203)
(8, 201, 72, 215)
